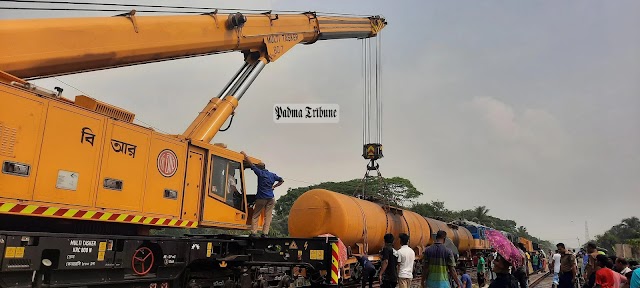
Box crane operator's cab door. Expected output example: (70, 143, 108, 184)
(200, 154, 248, 228)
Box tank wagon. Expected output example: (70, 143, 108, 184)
(288, 189, 474, 282)
(288, 189, 535, 283)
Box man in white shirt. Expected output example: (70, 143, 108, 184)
(616, 258, 632, 275)
(551, 250, 562, 287)
(397, 233, 415, 288)
(226, 168, 242, 210)
(489, 250, 498, 280)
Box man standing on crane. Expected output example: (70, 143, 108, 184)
(241, 151, 284, 238)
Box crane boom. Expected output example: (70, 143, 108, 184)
(0, 12, 385, 80)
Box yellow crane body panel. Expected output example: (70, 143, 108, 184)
(0, 83, 47, 200)
(182, 148, 206, 222)
(95, 119, 153, 212)
(32, 100, 106, 207)
(0, 82, 269, 230)
(0, 83, 195, 226)
(142, 133, 187, 217)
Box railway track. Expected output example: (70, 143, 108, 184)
(529, 272, 551, 288)
(342, 278, 423, 288)
(343, 271, 550, 288)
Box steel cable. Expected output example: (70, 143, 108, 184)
(0, 0, 376, 17)
(362, 39, 365, 145)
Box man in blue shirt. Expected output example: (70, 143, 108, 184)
(630, 268, 640, 288)
(241, 151, 284, 238)
(458, 267, 472, 288)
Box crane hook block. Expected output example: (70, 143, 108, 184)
(366, 160, 380, 171)
(227, 13, 247, 30)
(362, 143, 383, 160)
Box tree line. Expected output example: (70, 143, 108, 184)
(594, 217, 640, 258)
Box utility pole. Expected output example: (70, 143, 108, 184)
(577, 237, 581, 250)
(585, 221, 590, 242)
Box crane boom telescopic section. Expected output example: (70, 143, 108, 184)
(0, 12, 386, 80)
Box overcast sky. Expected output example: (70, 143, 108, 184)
(3, 0, 639, 248)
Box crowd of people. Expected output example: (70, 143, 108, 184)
(357, 234, 640, 288)
(549, 241, 640, 288)
(357, 231, 533, 288)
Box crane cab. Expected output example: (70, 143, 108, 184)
(185, 140, 264, 230)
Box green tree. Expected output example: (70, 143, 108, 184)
(411, 201, 454, 221)
(485, 217, 517, 233)
(627, 238, 640, 257)
(516, 226, 528, 237)
(472, 206, 490, 225)
(595, 217, 640, 254)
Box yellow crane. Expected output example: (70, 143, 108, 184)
(0, 10, 386, 236)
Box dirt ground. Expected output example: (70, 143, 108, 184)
(408, 268, 547, 288)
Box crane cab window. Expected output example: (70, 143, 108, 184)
(226, 162, 244, 211)
(209, 156, 245, 212)
(210, 156, 227, 199)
